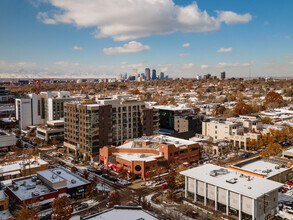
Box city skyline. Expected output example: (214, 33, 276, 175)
(0, 0, 293, 78)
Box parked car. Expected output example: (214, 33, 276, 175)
(287, 181, 293, 186)
(95, 169, 103, 175)
(162, 183, 167, 189)
(71, 166, 78, 173)
(71, 160, 80, 165)
(87, 167, 96, 173)
(75, 203, 89, 211)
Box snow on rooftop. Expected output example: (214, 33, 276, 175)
(115, 153, 161, 162)
(0, 158, 48, 174)
(153, 104, 192, 111)
(234, 159, 289, 178)
(85, 207, 158, 220)
(180, 164, 283, 199)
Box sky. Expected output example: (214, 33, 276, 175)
(0, 0, 293, 79)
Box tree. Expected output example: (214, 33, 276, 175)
(15, 207, 39, 220)
(83, 170, 89, 180)
(52, 137, 58, 145)
(51, 196, 73, 220)
(261, 117, 272, 124)
(108, 191, 121, 208)
(260, 143, 282, 157)
(265, 91, 284, 106)
(233, 102, 251, 115)
(141, 197, 151, 210)
(166, 169, 176, 190)
(212, 106, 226, 116)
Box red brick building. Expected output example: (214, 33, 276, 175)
(100, 135, 200, 180)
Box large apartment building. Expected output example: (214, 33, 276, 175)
(15, 92, 76, 130)
(64, 95, 159, 162)
(202, 116, 262, 151)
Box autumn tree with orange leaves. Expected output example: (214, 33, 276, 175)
(265, 91, 284, 107)
(51, 196, 73, 220)
(233, 102, 251, 115)
(15, 207, 39, 220)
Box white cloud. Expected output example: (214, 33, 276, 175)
(285, 35, 290, 39)
(179, 53, 190, 57)
(182, 63, 195, 69)
(215, 62, 250, 68)
(217, 47, 232, 53)
(72, 46, 83, 50)
(200, 64, 209, 69)
(104, 41, 150, 55)
(37, 0, 252, 41)
(182, 43, 190, 47)
(216, 11, 252, 25)
(54, 61, 80, 66)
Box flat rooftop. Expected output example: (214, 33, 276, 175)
(0, 158, 48, 174)
(180, 164, 283, 199)
(118, 135, 196, 149)
(9, 176, 55, 201)
(154, 105, 192, 111)
(232, 157, 289, 178)
(37, 167, 90, 189)
(84, 206, 158, 220)
(115, 153, 162, 162)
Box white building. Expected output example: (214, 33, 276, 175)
(15, 94, 45, 130)
(0, 131, 16, 150)
(181, 164, 282, 220)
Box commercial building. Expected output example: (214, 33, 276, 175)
(36, 119, 64, 143)
(202, 117, 262, 151)
(0, 131, 16, 151)
(181, 164, 283, 220)
(221, 72, 226, 80)
(159, 72, 164, 80)
(145, 68, 150, 81)
(41, 91, 75, 122)
(100, 135, 200, 180)
(174, 114, 204, 138)
(154, 105, 193, 133)
(0, 87, 14, 104)
(0, 104, 15, 119)
(15, 94, 45, 130)
(5, 167, 90, 209)
(229, 156, 293, 183)
(0, 187, 10, 218)
(64, 95, 159, 162)
(152, 69, 156, 80)
(0, 157, 48, 181)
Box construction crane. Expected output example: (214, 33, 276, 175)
(33, 78, 54, 94)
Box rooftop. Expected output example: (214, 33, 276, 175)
(180, 164, 283, 199)
(83, 206, 158, 220)
(115, 153, 162, 162)
(232, 157, 290, 178)
(9, 176, 56, 201)
(153, 104, 192, 111)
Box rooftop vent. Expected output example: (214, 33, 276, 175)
(57, 171, 61, 174)
(36, 180, 41, 185)
(71, 179, 76, 184)
(52, 175, 57, 179)
(275, 165, 280, 169)
(32, 192, 40, 197)
(226, 178, 237, 184)
(139, 154, 146, 158)
(175, 141, 180, 144)
(210, 168, 229, 177)
(31, 176, 37, 182)
(13, 185, 18, 191)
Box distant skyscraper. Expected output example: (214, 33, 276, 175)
(145, 68, 150, 81)
(133, 69, 138, 81)
(160, 72, 164, 80)
(124, 73, 127, 79)
(152, 69, 156, 80)
(221, 72, 226, 80)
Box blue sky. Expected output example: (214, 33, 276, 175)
(0, 0, 292, 78)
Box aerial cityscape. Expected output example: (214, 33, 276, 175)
(0, 0, 293, 220)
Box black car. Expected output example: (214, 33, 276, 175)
(75, 203, 89, 211)
(71, 160, 80, 165)
(95, 169, 103, 175)
(87, 167, 96, 173)
(102, 174, 109, 179)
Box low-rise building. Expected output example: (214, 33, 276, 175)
(100, 135, 200, 180)
(36, 119, 64, 143)
(229, 156, 293, 183)
(0, 186, 10, 216)
(0, 157, 48, 181)
(0, 131, 16, 151)
(181, 164, 283, 219)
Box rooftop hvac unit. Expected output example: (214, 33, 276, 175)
(36, 180, 41, 185)
(71, 179, 76, 184)
(57, 171, 61, 174)
(175, 141, 180, 144)
(210, 170, 217, 177)
(52, 175, 57, 179)
(32, 192, 40, 197)
(31, 176, 37, 182)
(226, 178, 237, 184)
(13, 185, 19, 191)
(275, 165, 280, 169)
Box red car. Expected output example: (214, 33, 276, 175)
(162, 184, 167, 189)
(287, 181, 293, 186)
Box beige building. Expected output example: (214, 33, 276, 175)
(36, 119, 64, 143)
(202, 117, 262, 151)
